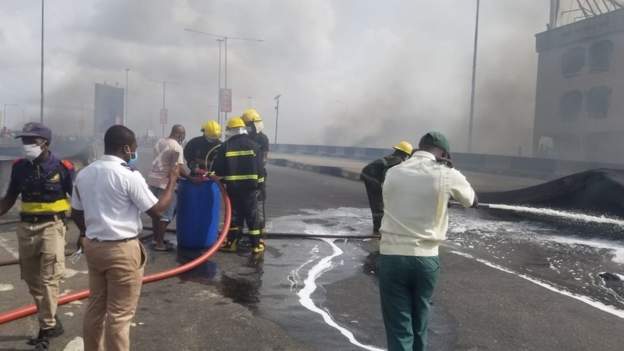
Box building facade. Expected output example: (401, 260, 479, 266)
(534, 8, 624, 162)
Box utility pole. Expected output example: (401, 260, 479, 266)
(217, 39, 223, 126)
(184, 28, 263, 123)
(161, 81, 167, 137)
(274, 94, 281, 144)
(40, 0, 45, 123)
(2, 104, 19, 129)
(467, 0, 480, 153)
(124, 68, 130, 125)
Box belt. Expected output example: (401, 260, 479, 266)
(89, 236, 139, 243)
(20, 213, 65, 223)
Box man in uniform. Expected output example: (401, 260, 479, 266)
(71, 125, 178, 351)
(360, 141, 413, 233)
(183, 120, 222, 175)
(378, 132, 477, 351)
(0, 122, 74, 350)
(242, 109, 269, 239)
(213, 116, 264, 254)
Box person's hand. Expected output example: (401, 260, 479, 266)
(169, 164, 180, 181)
(76, 236, 85, 251)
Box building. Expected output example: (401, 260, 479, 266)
(534, 1, 624, 162)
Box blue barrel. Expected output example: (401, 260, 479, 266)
(176, 179, 221, 249)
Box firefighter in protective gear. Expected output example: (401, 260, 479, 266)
(241, 108, 270, 235)
(213, 117, 264, 254)
(360, 141, 413, 233)
(183, 120, 222, 175)
(0, 122, 73, 349)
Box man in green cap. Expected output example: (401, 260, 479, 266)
(378, 131, 478, 351)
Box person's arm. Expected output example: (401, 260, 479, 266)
(448, 169, 478, 208)
(145, 165, 180, 218)
(0, 164, 21, 216)
(70, 182, 87, 249)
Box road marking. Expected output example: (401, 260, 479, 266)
(450, 250, 624, 319)
(0, 235, 18, 259)
(63, 337, 83, 351)
(297, 238, 384, 351)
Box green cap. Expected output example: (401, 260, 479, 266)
(419, 131, 450, 154)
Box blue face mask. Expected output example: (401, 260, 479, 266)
(128, 150, 139, 168)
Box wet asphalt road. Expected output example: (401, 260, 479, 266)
(0, 164, 623, 350)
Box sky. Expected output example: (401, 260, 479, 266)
(0, 0, 548, 155)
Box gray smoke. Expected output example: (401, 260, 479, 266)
(1, 0, 546, 155)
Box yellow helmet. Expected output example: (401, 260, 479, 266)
(226, 116, 246, 129)
(201, 120, 221, 139)
(241, 108, 262, 123)
(393, 141, 413, 155)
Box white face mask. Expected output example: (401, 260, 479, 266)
(23, 144, 43, 161)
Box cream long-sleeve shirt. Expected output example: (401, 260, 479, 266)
(379, 151, 476, 257)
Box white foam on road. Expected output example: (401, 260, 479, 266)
(537, 235, 624, 264)
(63, 337, 83, 351)
(487, 204, 624, 227)
(450, 250, 624, 319)
(297, 238, 384, 351)
(0, 283, 14, 292)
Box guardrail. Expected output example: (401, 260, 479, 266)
(272, 143, 624, 179)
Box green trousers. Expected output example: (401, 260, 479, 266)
(378, 255, 440, 351)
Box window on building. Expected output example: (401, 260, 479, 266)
(585, 86, 611, 119)
(589, 40, 614, 72)
(561, 47, 586, 77)
(560, 90, 583, 121)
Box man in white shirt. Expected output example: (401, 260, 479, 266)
(71, 125, 178, 351)
(378, 132, 477, 351)
(147, 124, 186, 251)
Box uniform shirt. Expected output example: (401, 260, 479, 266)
(360, 154, 404, 186)
(7, 153, 74, 214)
(183, 136, 221, 171)
(147, 137, 184, 189)
(213, 134, 262, 193)
(71, 155, 158, 241)
(253, 132, 270, 180)
(380, 151, 475, 257)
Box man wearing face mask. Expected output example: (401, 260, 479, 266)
(147, 124, 187, 251)
(71, 125, 178, 351)
(0, 122, 74, 350)
(183, 120, 222, 176)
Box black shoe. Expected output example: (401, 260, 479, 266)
(27, 316, 64, 345)
(33, 337, 49, 351)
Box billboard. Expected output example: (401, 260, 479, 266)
(94, 83, 124, 134)
(220, 88, 232, 112)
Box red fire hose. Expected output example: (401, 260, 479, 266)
(0, 178, 231, 325)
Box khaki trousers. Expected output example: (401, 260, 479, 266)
(16, 219, 66, 329)
(83, 238, 146, 351)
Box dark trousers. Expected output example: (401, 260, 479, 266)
(228, 189, 261, 245)
(256, 183, 266, 231)
(364, 180, 384, 232)
(378, 255, 440, 351)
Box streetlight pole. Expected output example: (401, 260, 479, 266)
(2, 104, 19, 129)
(124, 68, 130, 125)
(274, 94, 281, 144)
(184, 28, 263, 123)
(217, 39, 223, 126)
(40, 0, 45, 123)
(467, 0, 480, 153)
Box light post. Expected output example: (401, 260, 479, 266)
(124, 68, 130, 125)
(2, 104, 19, 129)
(274, 94, 281, 144)
(40, 0, 45, 123)
(467, 0, 480, 153)
(184, 28, 263, 122)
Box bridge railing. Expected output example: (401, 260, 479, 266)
(271, 144, 624, 179)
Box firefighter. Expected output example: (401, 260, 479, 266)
(360, 141, 413, 233)
(183, 120, 222, 175)
(241, 108, 269, 235)
(213, 116, 264, 254)
(0, 122, 74, 350)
